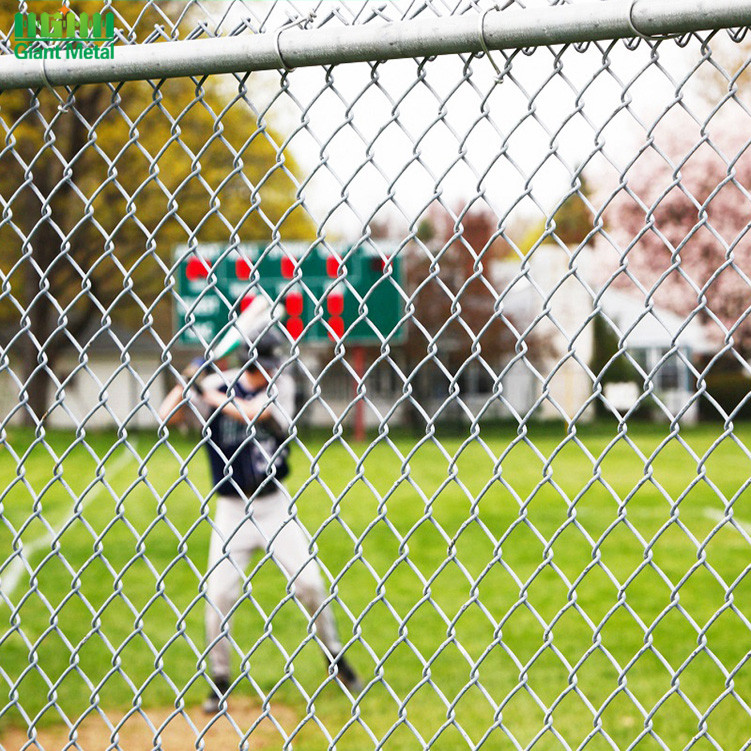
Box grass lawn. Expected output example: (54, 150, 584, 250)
(0, 420, 750, 749)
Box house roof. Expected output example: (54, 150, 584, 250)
(597, 288, 713, 354)
(492, 247, 717, 356)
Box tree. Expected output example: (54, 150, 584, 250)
(518, 175, 595, 255)
(600, 103, 751, 356)
(397, 201, 519, 426)
(0, 2, 315, 424)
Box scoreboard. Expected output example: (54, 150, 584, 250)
(173, 242, 404, 348)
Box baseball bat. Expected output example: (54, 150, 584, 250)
(211, 295, 271, 361)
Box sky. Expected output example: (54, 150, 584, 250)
(210, 0, 731, 242)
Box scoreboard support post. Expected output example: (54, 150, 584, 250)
(353, 345, 366, 443)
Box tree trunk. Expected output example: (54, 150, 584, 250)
(20, 185, 60, 427)
(18, 89, 104, 427)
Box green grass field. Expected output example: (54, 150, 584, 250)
(1, 420, 750, 749)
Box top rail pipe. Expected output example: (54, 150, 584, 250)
(1, 0, 750, 90)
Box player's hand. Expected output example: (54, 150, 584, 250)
(181, 358, 206, 395)
(201, 388, 227, 409)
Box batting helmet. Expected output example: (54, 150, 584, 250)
(241, 328, 285, 373)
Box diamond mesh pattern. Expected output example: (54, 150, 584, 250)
(1, 2, 751, 749)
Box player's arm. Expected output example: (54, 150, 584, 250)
(158, 361, 213, 426)
(201, 388, 273, 423)
(158, 383, 192, 425)
(202, 374, 293, 428)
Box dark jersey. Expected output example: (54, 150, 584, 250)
(197, 373, 292, 498)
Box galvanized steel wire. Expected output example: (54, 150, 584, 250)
(1, 1, 751, 749)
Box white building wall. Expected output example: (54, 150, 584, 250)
(493, 245, 596, 423)
(0, 354, 168, 431)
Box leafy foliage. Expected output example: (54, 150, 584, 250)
(403, 203, 517, 403)
(518, 177, 595, 255)
(0, 1, 314, 421)
(589, 313, 641, 386)
(601, 104, 751, 356)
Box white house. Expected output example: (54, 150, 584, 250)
(595, 286, 713, 422)
(492, 244, 715, 424)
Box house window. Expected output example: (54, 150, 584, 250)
(457, 362, 497, 395)
(368, 359, 402, 397)
(632, 347, 687, 392)
(655, 351, 681, 390)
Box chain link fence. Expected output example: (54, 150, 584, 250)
(2, 1, 751, 749)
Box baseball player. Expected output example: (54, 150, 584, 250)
(158, 330, 363, 713)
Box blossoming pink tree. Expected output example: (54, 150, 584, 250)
(602, 104, 751, 356)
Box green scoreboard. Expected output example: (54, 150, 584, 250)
(173, 242, 404, 347)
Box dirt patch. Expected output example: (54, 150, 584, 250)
(0, 698, 299, 751)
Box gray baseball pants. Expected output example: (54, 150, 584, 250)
(204, 490, 343, 680)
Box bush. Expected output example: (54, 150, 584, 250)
(700, 370, 751, 421)
(590, 314, 643, 418)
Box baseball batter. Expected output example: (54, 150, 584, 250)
(158, 331, 362, 713)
